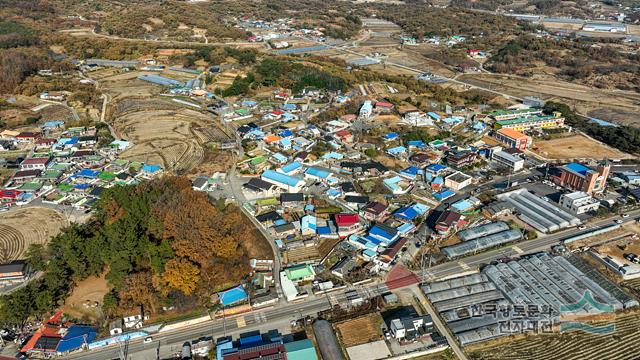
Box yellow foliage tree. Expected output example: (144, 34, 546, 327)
(160, 258, 200, 296)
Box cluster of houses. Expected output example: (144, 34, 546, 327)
(236, 16, 328, 43)
(214, 91, 607, 303)
(0, 122, 162, 211)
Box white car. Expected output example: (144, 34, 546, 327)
(578, 225, 586, 230)
(615, 219, 623, 224)
(144, 337, 153, 344)
(622, 213, 629, 218)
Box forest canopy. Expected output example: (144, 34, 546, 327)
(0, 177, 271, 328)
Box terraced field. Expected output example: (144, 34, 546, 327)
(468, 312, 640, 360)
(114, 106, 209, 174)
(0, 207, 67, 262)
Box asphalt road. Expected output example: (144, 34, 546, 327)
(68, 284, 389, 360)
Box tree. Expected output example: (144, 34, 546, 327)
(159, 258, 200, 296)
(118, 272, 158, 314)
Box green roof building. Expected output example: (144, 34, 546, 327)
(284, 264, 315, 282)
(284, 339, 318, 360)
(98, 172, 116, 181)
(19, 182, 42, 192)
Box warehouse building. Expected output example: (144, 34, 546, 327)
(496, 189, 581, 233)
(583, 22, 627, 33)
(423, 253, 636, 346)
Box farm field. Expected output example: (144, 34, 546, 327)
(335, 312, 384, 347)
(0, 207, 67, 262)
(115, 107, 208, 173)
(101, 67, 228, 174)
(467, 312, 640, 360)
(532, 133, 634, 160)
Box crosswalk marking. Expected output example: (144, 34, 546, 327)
(458, 261, 470, 270)
(512, 246, 524, 254)
(236, 316, 246, 328)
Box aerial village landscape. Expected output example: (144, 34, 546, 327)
(1, 0, 640, 359)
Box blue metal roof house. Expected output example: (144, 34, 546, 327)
(279, 161, 303, 175)
(219, 285, 248, 306)
(56, 326, 96, 353)
(141, 164, 162, 174)
(368, 223, 399, 245)
(383, 132, 399, 141)
(426, 163, 448, 175)
(305, 167, 331, 180)
(427, 112, 441, 121)
(261, 169, 305, 192)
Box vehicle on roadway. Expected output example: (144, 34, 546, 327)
(578, 225, 586, 230)
(615, 219, 623, 224)
(144, 336, 153, 344)
(622, 213, 629, 218)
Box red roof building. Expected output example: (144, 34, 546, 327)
(335, 214, 359, 227)
(335, 129, 353, 143)
(15, 132, 41, 140)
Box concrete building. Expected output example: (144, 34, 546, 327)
(489, 108, 542, 121)
(553, 161, 610, 194)
(494, 128, 531, 151)
(495, 113, 565, 132)
(389, 315, 433, 340)
(559, 191, 600, 214)
(491, 150, 525, 172)
(444, 171, 472, 190)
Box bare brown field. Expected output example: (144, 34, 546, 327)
(468, 312, 640, 360)
(61, 273, 110, 321)
(335, 312, 384, 347)
(284, 246, 319, 264)
(532, 133, 635, 160)
(0, 207, 67, 262)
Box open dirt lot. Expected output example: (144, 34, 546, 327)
(61, 273, 110, 321)
(467, 311, 640, 360)
(532, 133, 635, 160)
(0, 207, 67, 262)
(335, 312, 384, 347)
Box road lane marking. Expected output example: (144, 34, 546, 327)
(236, 316, 246, 328)
(512, 246, 524, 254)
(458, 261, 470, 270)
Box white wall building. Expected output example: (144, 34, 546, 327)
(491, 150, 524, 172)
(444, 171, 473, 191)
(559, 191, 600, 214)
